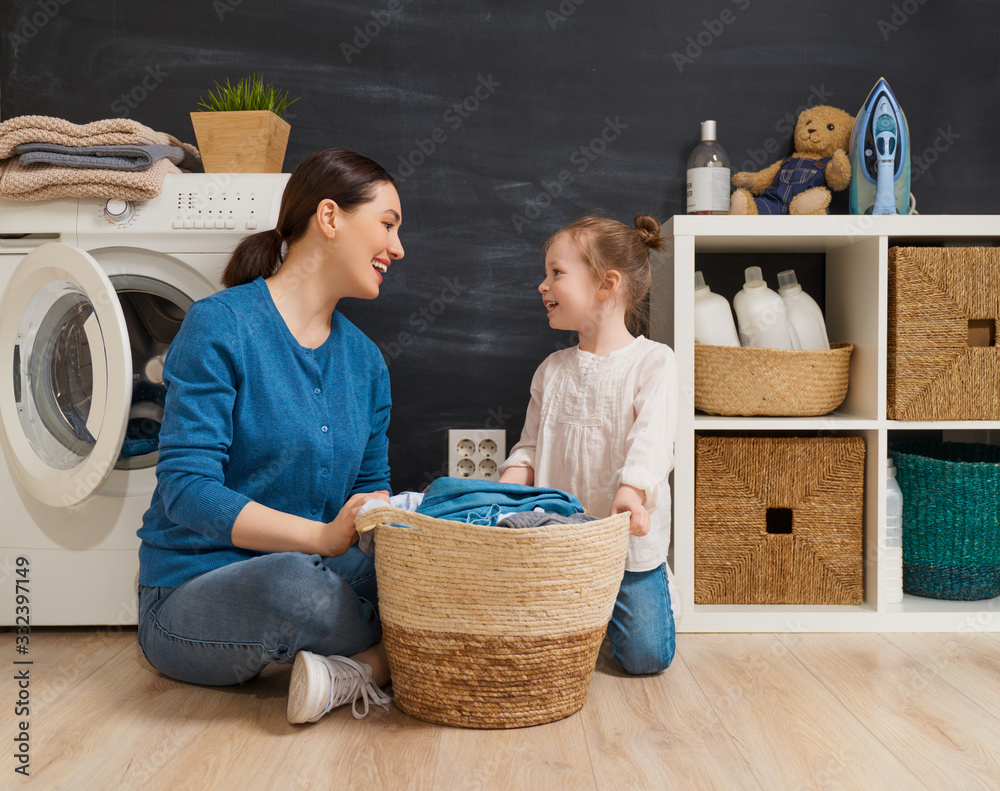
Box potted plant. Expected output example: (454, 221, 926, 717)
(190, 74, 299, 173)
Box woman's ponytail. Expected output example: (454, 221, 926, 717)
(222, 228, 285, 288)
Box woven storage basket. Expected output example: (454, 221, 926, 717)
(888, 246, 1000, 420)
(694, 342, 853, 417)
(694, 435, 865, 604)
(355, 507, 629, 729)
(890, 440, 1000, 600)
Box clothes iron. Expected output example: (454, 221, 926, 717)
(849, 77, 911, 215)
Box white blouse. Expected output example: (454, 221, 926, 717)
(500, 336, 679, 572)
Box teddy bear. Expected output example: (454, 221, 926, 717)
(730, 105, 855, 215)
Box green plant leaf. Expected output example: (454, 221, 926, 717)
(195, 73, 299, 116)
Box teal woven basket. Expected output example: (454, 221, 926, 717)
(890, 441, 1000, 600)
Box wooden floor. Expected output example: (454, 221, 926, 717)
(6, 629, 1000, 790)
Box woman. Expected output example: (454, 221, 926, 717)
(136, 148, 404, 724)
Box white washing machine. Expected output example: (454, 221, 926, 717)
(0, 173, 290, 625)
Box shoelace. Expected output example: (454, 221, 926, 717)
(322, 656, 392, 719)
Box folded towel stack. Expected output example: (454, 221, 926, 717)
(0, 115, 203, 201)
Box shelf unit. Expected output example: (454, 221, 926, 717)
(650, 215, 1000, 633)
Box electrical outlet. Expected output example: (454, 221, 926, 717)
(448, 429, 507, 480)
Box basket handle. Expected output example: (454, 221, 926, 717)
(355, 505, 419, 533)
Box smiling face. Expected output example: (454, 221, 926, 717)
(538, 234, 602, 332)
(331, 181, 404, 299)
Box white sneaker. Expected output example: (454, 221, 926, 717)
(287, 651, 392, 724)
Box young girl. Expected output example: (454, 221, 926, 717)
(498, 213, 679, 675)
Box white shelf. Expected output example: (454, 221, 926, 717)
(652, 214, 1000, 633)
(694, 414, 876, 430)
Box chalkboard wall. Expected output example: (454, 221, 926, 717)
(4, 0, 999, 491)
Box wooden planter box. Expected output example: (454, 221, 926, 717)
(189, 110, 290, 173)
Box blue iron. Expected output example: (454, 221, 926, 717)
(849, 78, 910, 215)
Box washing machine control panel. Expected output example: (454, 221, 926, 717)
(78, 173, 291, 252)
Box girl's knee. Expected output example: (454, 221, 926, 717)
(615, 642, 675, 676)
(623, 654, 674, 676)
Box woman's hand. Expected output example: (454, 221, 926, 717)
(319, 491, 391, 557)
(231, 490, 390, 558)
(610, 484, 650, 537)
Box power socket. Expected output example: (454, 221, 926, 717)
(448, 429, 507, 480)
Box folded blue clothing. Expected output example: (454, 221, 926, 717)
(13, 143, 194, 171)
(416, 477, 584, 526)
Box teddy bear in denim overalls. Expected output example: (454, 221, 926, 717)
(730, 105, 854, 215)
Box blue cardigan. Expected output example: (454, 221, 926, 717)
(137, 277, 392, 588)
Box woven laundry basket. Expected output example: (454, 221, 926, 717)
(694, 435, 865, 604)
(694, 343, 853, 417)
(355, 507, 629, 729)
(890, 440, 1000, 600)
(888, 246, 1000, 420)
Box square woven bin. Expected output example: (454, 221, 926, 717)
(888, 246, 1000, 420)
(355, 507, 629, 729)
(890, 440, 1000, 600)
(695, 436, 865, 604)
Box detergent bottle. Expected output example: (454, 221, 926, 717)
(732, 266, 797, 349)
(777, 270, 830, 351)
(693, 270, 740, 346)
(884, 458, 904, 604)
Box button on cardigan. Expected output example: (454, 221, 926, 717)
(137, 277, 391, 588)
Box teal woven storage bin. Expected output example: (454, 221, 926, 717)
(890, 441, 1000, 601)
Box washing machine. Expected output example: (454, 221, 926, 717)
(0, 173, 290, 625)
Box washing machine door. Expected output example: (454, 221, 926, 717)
(0, 243, 131, 506)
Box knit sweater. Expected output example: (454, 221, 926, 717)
(137, 277, 392, 588)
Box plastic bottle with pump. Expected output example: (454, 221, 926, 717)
(884, 457, 904, 604)
(694, 271, 740, 347)
(686, 120, 731, 215)
(732, 266, 797, 349)
(777, 270, 830, 351)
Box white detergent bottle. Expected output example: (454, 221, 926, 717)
(884, 458, 904, 604)
(693, 270, 740, 346)
(732, 266, 796, 349)
(777, 270, 830, 351)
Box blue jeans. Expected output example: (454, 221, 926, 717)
(137, 548, 381, 686)
(607, 563, 676, 675)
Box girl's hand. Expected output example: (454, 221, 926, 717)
(611, 484, 650, 537)
(320, 490, 390, 557)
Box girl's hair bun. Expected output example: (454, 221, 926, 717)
(633, 214, 664, 250)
